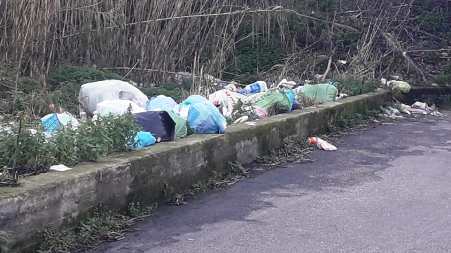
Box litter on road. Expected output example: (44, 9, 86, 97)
(390, 101, 444, 118)
(308, 137, 338, 151)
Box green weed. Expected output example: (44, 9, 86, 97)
(0, 114, 140, 179)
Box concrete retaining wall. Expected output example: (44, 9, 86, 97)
(0, 90, 391, 252)
(402, 86, 451, 106)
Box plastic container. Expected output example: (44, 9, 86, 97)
(239, 81, 268, 95)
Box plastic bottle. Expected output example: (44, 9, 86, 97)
(239, 81, 268, 95)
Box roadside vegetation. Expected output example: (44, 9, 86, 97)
(0, 114, 140, 185)
(0, 0, 450, 250)
(1, 1, 449, 116)
(37, 106, 384, 253)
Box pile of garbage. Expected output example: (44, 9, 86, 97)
(210, 79, 339, 124)
(381, 101, 444, 119)
(18, 74, 449, 175)
(37, 78, 344, 156)
(36, 76, 447, 159)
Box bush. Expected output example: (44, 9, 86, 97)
(0, 124, 56, 171)
(141, 84, 186, 102)
(435, 64, 451, 85)
(335, 77, 378, 96)
(99, 114, 141, 153)
(0, 114, 140, 175)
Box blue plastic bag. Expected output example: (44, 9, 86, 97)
(146, 95, 178, 112)
(183, 95, 209, 105)
(41, 112, 80, 134)
(131, 131, 157, 150)
(187, 103, 227, 134)
(284, 89, 296, 111)
(177, 95, 227, 134)
(41, 113, 60, 133)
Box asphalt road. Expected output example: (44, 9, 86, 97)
(94, 112, 451, 253)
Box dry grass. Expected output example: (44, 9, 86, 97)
(0, 1, 294, 86)
(0, 0, 448, 97)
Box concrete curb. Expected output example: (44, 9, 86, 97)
(0, 90, 391, 252)
(402, 86, 451, 105)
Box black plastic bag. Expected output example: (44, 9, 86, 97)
(134, 111, 176, 142)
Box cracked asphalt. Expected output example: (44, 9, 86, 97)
(93, 111, 451, 253)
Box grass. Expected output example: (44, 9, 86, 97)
(37, 161, 248, 253)
(38, 203, 157, 253)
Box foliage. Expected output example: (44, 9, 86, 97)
(50, 127, 79, 166)
(38, 202, 156, 253)
(74, 120, 112, 162)
(0, 65, 123, 116)
(0, 65, 48, 115)
(38, 208, 129, 253)
(335, 77, 378, 96)
(225, 34, 285, 84)
(141, 83, 187, 102)
(95, 114, 141, 153)
(0, 114, 140, 175)
(414, 0, 450, 35)
(435, 64, 451, 86)
(0, 124, 55, 171)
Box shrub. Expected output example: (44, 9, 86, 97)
(0, 124, 55, 171)
(98, 114, 141, 153)
(435, 64, 451, 85)
(0, 114, 140, 175)
(335, 77, 378, 96)
(141, 84, 186, 102)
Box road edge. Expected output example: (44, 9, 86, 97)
(0, 90, 391, 252)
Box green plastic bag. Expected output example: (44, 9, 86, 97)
(255, 90, 292, 116)
(168, 111, 188, 138)
(300, 83, 338, 104)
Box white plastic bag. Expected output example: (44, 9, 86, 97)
(398, 104, 412, 115)
(277, 79, 297, 89)
(79, 80, 148, 115)
(208, 90, 245, 118)
(412, 102, 429, 110)
(94, 100, 145, 116)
